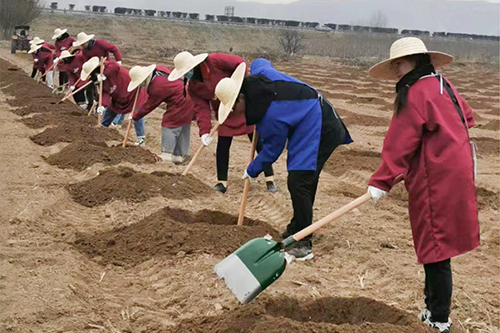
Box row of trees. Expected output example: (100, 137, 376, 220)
(0, 0, 42, 39)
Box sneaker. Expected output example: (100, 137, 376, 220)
(286, 243, 314, 261)
(419, 309, 451, 333)
(134, 137, 145, 147)
(78, 103, 88, 110)
(266, 180, 278, 193)
(172, 155, 191, 165)
(214, 183, 227, 194)
(161, 152, 174, 162)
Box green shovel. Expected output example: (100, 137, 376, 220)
(215, 192, 371, 304)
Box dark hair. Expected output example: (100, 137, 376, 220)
(394, 53, 433, 114)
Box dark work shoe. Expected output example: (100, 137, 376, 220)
(214, 183, 227, 194)
(286, 243, 314, 261)
(266, 180, 278, 193)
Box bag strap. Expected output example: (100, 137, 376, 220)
(438, 75, 467, 131)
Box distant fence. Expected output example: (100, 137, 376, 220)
(42, 7, 499, 42)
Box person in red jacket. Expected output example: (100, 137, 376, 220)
(52, 28, 76, 87)
(81, 57, 147, 146)
(128, 64, 194, 163)
(367, 37, 479, 333)
(72, 32, 122, 64)
(168, 51, 277, 193)
(29, 42, 56, 88)
(57, 50, 88, 108)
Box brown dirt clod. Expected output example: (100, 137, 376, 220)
(31, 121, 123, 146)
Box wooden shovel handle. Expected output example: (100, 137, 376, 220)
(292, 193, 371, 242)
(122, 88, 141, 148)
(60, 81, 92, 103)
(237, 129, 259, 226)
(182, 123, 220, 176)
(61, 78, 82, 101)
(97, 57, 106, 126)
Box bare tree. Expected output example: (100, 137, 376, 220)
(370, 10, 388, 28)
(0, 0, 44, 39)
(278, 29, 304, 55)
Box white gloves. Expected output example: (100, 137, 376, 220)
(117, 61, 122, 66)
(201, 133, 213, 146)
(368, 186, 388, 204)
(97, 74, 107, 82)
(70, 86, 75, 91)
(34, 59, 39, 63)
(128, 114, 133, 120)
(97, 106, 106, 115)
(242, 169, 255, 181)
(53, 57, 59, 65)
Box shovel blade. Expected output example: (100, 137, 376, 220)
(214, 237, 286, 304)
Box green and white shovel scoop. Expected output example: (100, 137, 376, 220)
(214, 192, 371, 304)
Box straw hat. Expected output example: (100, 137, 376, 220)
(215, 62, 246, 124)
(168, 51, 208, 81)
(52, 28, 68, 40)
(80, 57, 100, 81)
(28, 43, 43, 54)
(59, 50, 75, 60)
(368, 37, 454, 80)
(29, 37, 44, 45)
(127, 64, 156, 92)
(73, 32, 95, 47)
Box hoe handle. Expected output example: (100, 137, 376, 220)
(97, 57, 106, 126)
(286, 193, 372, 245)
(60, 81, 91, 103)
(237, 129, 258, 226)
(182, 123, 220, 176)
(122, 88, 141, 148)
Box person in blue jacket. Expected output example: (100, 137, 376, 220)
(215, 59, 353, 260)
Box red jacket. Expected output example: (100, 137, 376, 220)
(187, 53, 254, 137)
(57, 52, 86, 88)
(82, 39, 122, 62)
(100, 61, 147, 114)
(133, 65, 194, 128)
(54, 36, 76, 56)
(33, 43, 55, 72)
(369, 76, 479, 264)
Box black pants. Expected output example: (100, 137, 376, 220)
(424, 259, 452, 323)
(85, 83, 95, 111)
(216, 133, 274, 181)
(284, 99, 347, 244)
(59, 71, 68, 86)
(73, 89, 86, 105)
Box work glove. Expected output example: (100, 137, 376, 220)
(53, 57, 59, 65)
(128, 114, 133, 121)
(367, 186, 388, 204)
(201, 133, 213, 146)
(97, 74, 107, 82)
(117, 61, 122, 66)
(97, 106, 106, 115)
(242, 169, 255, 182)
(70, 85, 75, 91)
(34, 59, 39, 63)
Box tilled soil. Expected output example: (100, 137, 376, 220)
(473, 136, 500, 155)
(74, 207, 281, 266)
(67, 167, 211, 207)
(31, 121, 123, 146)
(45, 141, 160, 170)
(19, 109, 94, 128)
(324, 149, 383, 177)
(477, 119, 500, 131)
(338, 108, 391, 127)
(160, 296, 433, 333)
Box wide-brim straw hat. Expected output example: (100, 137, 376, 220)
(52, 28, 68, 40)
(368, 37, 454, 80)
(168, 51, 208, 81)
(73, 32, 95, 47)
(59, 50, 75, 60)
(28, 43, 43, 54)
(128, 64, 156, 92)
(29, 37, 44, 45)
(215, 62, 246, 125)
(80, 57, 100, 81)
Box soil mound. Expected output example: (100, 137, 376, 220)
(477, 187, 499, 210)
(160, 296, 432, 333)
(474, 136, 499, 155)
(74, 207, 280, 266)
(31, 121, 122, 146)
(339, 109, 390, 127)
(68, 167, 211, 207)
(45, 141, 160, 170)
(19, 111, 95, 128)
(324, 149, 382, 177)
(478, 119, 500, 131)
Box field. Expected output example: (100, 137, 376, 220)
(0, 13, 499, 333)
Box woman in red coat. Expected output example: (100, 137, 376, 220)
(29, 42, 55, 88)
(168, 52, 276, 193)
(52, 28, 76, 86)
(130, 64, 194, 163)
(57, 50, 88, 108)
(367, 37, 479, 333)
